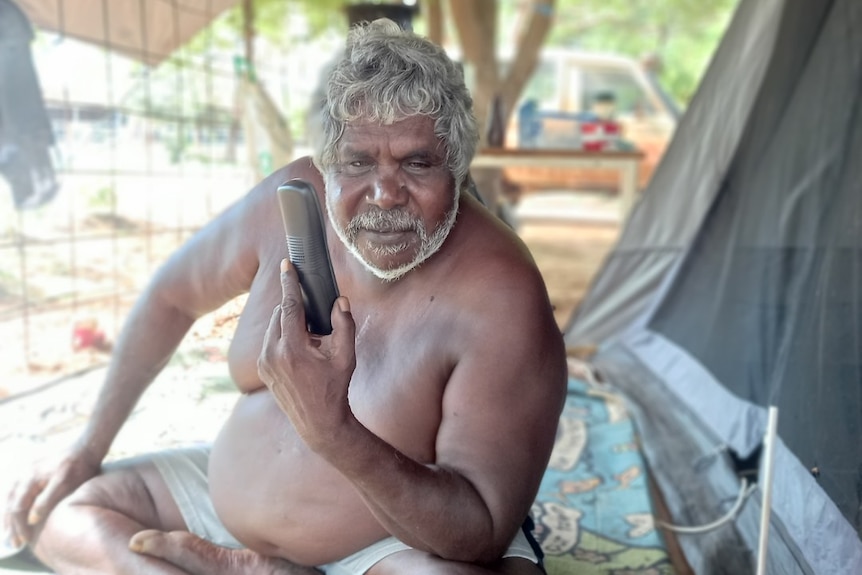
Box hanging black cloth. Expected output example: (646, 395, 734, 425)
(0, 0, 58, 210)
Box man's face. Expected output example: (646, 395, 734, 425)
(325, 115, 459, 281)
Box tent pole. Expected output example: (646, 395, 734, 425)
(756, 406, 779, 575)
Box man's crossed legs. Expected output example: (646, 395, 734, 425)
(29, 448, 545, 575)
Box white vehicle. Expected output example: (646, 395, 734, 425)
(503, 49, 680, 192)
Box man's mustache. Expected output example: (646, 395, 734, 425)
(346, 208, 424, 237)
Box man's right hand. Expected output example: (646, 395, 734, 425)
(4, 446, 102, 547)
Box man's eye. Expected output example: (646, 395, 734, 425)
(341, 160, 373, 174)
(405, 161, 431, 170)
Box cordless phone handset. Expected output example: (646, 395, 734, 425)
(276, 179, 340, 335)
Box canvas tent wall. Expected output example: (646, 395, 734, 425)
(564, 0, 861, 572)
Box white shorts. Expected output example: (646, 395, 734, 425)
(151, 446, 543, 575)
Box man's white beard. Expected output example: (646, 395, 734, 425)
(325, 176, 460, 282)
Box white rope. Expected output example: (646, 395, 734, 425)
(656, 477, 757, 535)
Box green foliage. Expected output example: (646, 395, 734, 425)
(172, 0, 738, 116)
(87, 185, 117, 211)
(0, 266, 20, 299)
(550, 0, 740, 105)
(184, 0, 428, 53)
(213, 0, 349, 48)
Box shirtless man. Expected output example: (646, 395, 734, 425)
(4, 19, 567, 575)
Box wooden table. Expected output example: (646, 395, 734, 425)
(471, 148, 644, 220)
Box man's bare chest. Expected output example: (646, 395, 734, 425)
(337, 309, 454, 458)
(229, 275, 453, 459)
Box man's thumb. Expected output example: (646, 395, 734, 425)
(331, 297, 356, 355)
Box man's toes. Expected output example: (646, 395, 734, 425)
(128, 529, 160, 555)
(129, 529, 317, 575)
(130, 529, 225, 574)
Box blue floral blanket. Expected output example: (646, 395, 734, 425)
(532, 374, 674, 574)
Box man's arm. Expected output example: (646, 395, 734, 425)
(259, 257, 567, 563)
(6, 163, 296, 542)
(73, 167, 276, 461)
(344, 285, 566, 562)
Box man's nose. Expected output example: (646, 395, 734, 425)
(368, 171, 408, 210)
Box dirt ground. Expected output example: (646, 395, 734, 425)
(520, 218, 619, 327)
(513, 189, 622, 327)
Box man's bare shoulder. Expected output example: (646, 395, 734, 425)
(274, 157, 324, 189)
(431, 196, 567, 500)
(426, 196, 562, 362)
(230, 157, 325, 252)
(244, 157, 323, 214)
(153, 158, 323, 313)
(445, 197, 551, 308)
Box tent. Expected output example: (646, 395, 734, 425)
(565, 0, 862, 572)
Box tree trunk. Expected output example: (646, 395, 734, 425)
(448, 0, 498, 143)
(225, 0, 255, 163)
(423, 0, 444, 45)
(242, 0, 255, 68)
(447, 0, 556, 219)
(448, 0, 556, 144)
(500, 0, 556, 118)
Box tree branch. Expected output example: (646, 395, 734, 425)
(448, 0, 499, 140)
(423, 0, 444, 46)
(501, 0, 556, 118)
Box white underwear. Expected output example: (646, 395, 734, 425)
(152, 446, 541, 574)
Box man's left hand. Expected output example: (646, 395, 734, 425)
(257, 259, 357, 449)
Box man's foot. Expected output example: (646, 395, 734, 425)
(129, 530, 321, 575)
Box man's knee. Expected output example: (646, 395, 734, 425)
(48, 458, 185, 535)
(29, 459, 194, 574)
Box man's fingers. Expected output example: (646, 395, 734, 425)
(279, 259, 307, 339)
(27, 473, 67, 528)
(257, 304, 283, 384)
(5, 500, 27, 548)
(7, 478, 45, 544)
(264, 304, 282, 345)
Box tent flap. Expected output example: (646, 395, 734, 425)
(565, 0, 786, 347)
(595, 343, 813, 574)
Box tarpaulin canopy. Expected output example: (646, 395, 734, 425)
(14, 0, 238, 66)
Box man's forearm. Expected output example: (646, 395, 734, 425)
(317, 419, 504, 564)
(78, 290, 197, 460)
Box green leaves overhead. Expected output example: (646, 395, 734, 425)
(218, 0, 347, 44)
(550, 0, 740, 104)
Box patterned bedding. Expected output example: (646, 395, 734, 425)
(532, 372, 674, 575)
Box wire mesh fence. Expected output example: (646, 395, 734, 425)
(0, 0, 327, 395)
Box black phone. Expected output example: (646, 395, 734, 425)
(276, 179, 340, 335)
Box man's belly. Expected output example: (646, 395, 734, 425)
(208, 389, 388, 566)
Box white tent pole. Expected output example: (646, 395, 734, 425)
(756, 406, 779, 575)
